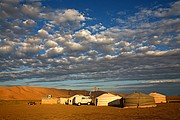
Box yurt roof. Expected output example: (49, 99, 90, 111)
(149, 92, 166, 97)
(125, 92, 153, 98)
(90, 91, 107, 98)
(91, 91, 123, 98)
(96, 93, 122, 98)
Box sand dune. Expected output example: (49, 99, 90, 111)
(0, 86, 89, 100)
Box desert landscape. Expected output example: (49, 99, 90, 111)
(1, 0, 180, 119)
(0, 103, 180, 120)
(0, 86, 180, 120)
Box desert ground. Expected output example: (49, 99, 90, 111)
(0, 103, 180, 120)
(0, 86, 180, 120)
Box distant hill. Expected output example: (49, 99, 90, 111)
(0, 86, 90, 100)
(1, 86, 179, 101)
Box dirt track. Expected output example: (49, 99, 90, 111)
(0, 103, 180, 120)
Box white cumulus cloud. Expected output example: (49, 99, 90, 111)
(65, 41, 87, 51)
(21, 4, 40, 18)
(44, 47, 64, 57)
(41, 9, 85, 25)
(23, 19, 36, 27)
(155, 1, 180, 17)
(0, 45, 14, 54)
(20, 45, 44, 54)
(38, 29, 49, 38)
(25, 37, 41, 44)
(45, 40, 58, 48)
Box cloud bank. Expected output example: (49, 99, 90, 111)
(0, 0, 180, 94)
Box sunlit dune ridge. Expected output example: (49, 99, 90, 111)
(0, 86, 89, 100)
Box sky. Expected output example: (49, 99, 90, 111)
(0, 0, 180, 95)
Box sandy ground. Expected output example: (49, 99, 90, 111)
(0, 103, 180, 120)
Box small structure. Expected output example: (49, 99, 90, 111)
(124, 92, 157, 108)
(95, 93, 122, 107)
(41, 95, 59, 104)
(149, 92, 166, 103)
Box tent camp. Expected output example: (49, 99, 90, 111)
(95, 93, 122, 107)
(124, 92, 157, 108)
(149, 92, 166, 103)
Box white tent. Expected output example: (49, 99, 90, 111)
(95, 93, 122, 106)
(149, 92, 166, 103)
(68, 94, 84, 105)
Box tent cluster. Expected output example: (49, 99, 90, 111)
(91, 91, 166, 108)
(41, 92, 167, 108)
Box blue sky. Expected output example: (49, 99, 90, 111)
(0, 0, 180, 95)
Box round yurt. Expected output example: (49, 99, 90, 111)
(95, 93, 122, 107)
(124, 92, 157, 108)
(149, 92, 166, 103)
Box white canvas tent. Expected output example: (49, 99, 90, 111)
(149, 92, 166, 103)
(124, 92, 157, 108)
(95, 93, 122, 106)
(68, 94, 84, 105)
